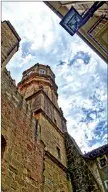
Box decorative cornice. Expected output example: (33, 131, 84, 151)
(17, 73, 58, 94)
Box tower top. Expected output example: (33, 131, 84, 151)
(18, 63, 58, 92)
(18, 63, 58, 100)
(22, 63, 55, 82)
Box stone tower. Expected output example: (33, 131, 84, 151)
(18, 63, 70, 191)
(2, 62, 105, 192)
(18, 64, 67, 133)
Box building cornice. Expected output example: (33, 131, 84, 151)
(2, 20, 21, 42)
(17, 73, 58, 94)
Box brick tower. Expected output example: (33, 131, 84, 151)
(18, 63, 70, 191)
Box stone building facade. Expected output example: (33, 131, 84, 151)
(1, 21, 108, 192)
(84, 145, 108, 192)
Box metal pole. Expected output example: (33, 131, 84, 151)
(79, 1, 105, 28)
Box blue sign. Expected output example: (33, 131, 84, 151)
(60, 2, 105, 36)
(60, 7, 83, 36)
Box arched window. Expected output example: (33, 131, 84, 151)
(1, 135, 6, 159)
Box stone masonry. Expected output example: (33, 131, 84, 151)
(1, 69, 44, 192)
(64, 132, 103, 192)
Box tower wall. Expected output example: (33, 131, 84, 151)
(34, 112, 70, 191)
(43, 156, 69, 192)
(18, 64, 70, 191)
(25, 90, 67, 133)
(36, 113, 67, 166)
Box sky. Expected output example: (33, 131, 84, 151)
(2, 2, 107, 153)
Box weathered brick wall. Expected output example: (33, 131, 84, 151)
(65, 132, 102, 192)
(43, 156, 69, 192)
(1, 69, 44, 192)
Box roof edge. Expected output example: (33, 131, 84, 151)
(2, 20, 21, 42)
(84, 144, 108, 160)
